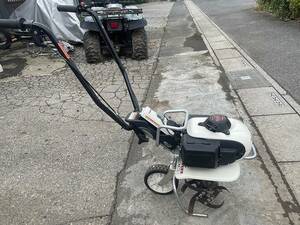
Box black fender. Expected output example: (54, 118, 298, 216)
(127, 18, 147, 30)
(81, 18, 147, 32)
(81, 21, 102, 32)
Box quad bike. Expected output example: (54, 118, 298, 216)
(0, 3, 257, 217)
(79, 0, 148, 63)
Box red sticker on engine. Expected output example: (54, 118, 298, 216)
(58, 42, 71, 60)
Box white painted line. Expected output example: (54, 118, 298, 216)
(0, 64, 3, 73)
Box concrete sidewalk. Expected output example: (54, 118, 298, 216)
(111, 1, 297, 224)
(185, 0, 300, 223)
(192, 0, 300, 104)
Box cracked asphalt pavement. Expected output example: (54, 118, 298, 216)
(0, 2, 171, 224)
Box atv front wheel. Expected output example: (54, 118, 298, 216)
(0, 30, 11, 50)
(83, 31, 104, 63)
(131, 28, 148, 60)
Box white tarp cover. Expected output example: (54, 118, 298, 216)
(10, 0, 85, 43)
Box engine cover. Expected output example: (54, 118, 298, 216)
(181, 116, 252, 168)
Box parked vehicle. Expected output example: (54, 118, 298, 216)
(80, 0, 148, 62)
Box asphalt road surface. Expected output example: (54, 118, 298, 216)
(193, 0, 300, 104)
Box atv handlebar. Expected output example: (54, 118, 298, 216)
(57, 5, 78, 13)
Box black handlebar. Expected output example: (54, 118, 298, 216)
(0, 18, 28, 30)
(56, 4, 140, 112)
(57, 5, 78, 13)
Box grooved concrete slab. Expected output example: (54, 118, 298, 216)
(206, 35, 227, 42)
(283, 94, 300, 115)
(215, 48, 241, 59)
(253, 114, 300, 162)
(209, 40, 234, 50)
(279, 162, 300, 203)
(220, 57, 252, 72)
(227, 69, 271, 89)
(203, 29, 222, 37)
(238, 87, 295, 116)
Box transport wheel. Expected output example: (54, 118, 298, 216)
(83, 31, 104, 63)
(0, 30, 11, 50)
(131, 28, 148, 60)
(144, 164, 178, 195)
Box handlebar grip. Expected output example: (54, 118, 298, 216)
(0, 19, 25, 29)
(57, 5, 78, 13)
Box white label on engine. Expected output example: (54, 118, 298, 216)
(140, 107, 169, 135)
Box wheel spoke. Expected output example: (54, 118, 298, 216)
(147, 172, 173, 193)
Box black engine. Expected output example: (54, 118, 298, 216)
(181, 134, 245, 168)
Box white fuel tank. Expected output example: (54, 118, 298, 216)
(186, 117, 252, 159)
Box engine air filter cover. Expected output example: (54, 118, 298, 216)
(199, 115, 231, 135)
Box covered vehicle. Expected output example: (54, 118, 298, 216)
(9, 0, 85, 43)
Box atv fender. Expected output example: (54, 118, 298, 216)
(127, 19, 147, 31)
(81, 22, 101, 32)
(81, 19, 147, 32)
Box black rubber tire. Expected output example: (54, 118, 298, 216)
(131, 28, 148, 60)
(83, 31, 104, 63)
(32, 31, 47, 47)
(144, 164, 178, 195)
(0, 30, 11, 50)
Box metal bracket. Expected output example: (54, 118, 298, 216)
(155, 109, 189, 146)
(244, 144, 257, 160)
(173, 176, 208, 218)
(158, 165, 175, 186)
